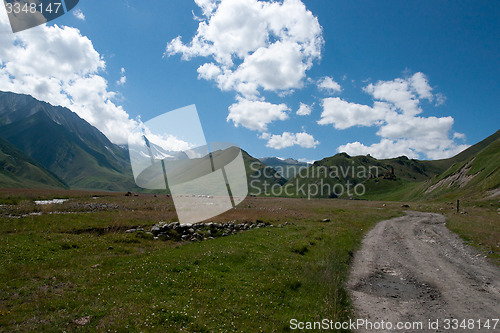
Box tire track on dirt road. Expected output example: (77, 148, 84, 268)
(348, 211, 500, 332)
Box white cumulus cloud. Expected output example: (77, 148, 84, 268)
(295, 131, 320, 148)
(117, 67, 127, 85)
(317, 76, 342, 94)
(165, 0, 324, 149)
(227, 97, 289, 132)
(338, 139, 420, 160)
(296, 102, 312, 116)
(0, 12, 137, 144)
(263, 131, 319, 149)
(318, 98, 389, 129)
(73, 9, 85, 21)
(319, 72, 469, 159)
(363, 72, 434, 116)
(166, 0, 323, 99)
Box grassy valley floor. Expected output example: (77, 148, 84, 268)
(0, 190, 497, 331)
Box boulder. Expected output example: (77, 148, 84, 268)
(169, 222, 180, 229)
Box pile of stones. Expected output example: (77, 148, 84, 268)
(152, 221, 271, 242)
(125, 220, 293, 242)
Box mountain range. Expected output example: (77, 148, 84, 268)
(0, 90, 498, 201)
(258, 157, 309, 179)
(279, 130, 499, 201)
(0, 91, 137, 191)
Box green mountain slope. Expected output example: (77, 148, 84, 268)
(418, 129, 500, 173)
(416, 132, 500, 201)
(0, 91, 137, 191)
(0, 137, 67, 189)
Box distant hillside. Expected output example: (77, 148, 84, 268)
(417, 130, 500, 201)
(427, 129, 500, 172)
(0, 137, 67, 189)
(277, 130, 499, 200)
(244, 151, 287, 195)
(363, 130, 500, 201)
(0, 91, 137, 191)
(280, 152, 446, 199)
(259, 157, 308, 179)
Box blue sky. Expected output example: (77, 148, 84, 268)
(0, 0, 498, 161)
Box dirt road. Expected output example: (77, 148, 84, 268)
(348, 211, 500, 332)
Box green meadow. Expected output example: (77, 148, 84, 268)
(0, 190, 497, 332)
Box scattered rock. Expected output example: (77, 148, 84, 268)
(66, 202, 119, 212)
(146, 220, 278, 242)
(125, 229, 136, 233)
(169, 222, 180, 229)
(73, 316, 91, 326)
(151, 226, 160, 235)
